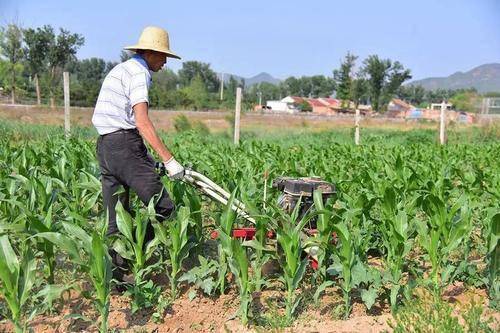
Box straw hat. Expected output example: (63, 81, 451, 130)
(124, 26, 181, 59)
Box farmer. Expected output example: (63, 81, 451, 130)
(92, 26, 184, 279)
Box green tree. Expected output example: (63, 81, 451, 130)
(46, 28, 84, 108)
(67, 57, 107, 106)
(224, 75, 242, 102)
(178, 61, 219, 93)
(484, 91, 500, 98)
(450, 91, 479, 112)
(280, 75, 334, 98)
(351, 75, 368, 108)
(397, 85, 426, 105)
(0, 24, 25, 104)
(23, 25, 53, 105)
(246, 81, 281, 106)
(310, 75, 335, 97)
(149, 68, 181, 109)
(362, 55, 411, 112)
(382, 61, 412, 107)
(281, 76, 302, 96)
(120, 50, 132, 62)
(334, 52, 357, 107)
(182, 74, 209, 110)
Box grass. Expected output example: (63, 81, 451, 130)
(389, 289, 498, 333)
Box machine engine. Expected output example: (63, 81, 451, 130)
(272, 176, 336, 227)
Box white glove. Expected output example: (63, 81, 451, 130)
(163, 157, 185, 180)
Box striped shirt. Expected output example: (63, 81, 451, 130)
(92, 55, 152, 135)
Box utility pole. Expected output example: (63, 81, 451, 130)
(258, 91, 262, 106)
(234, 87, 242, 145)
(220, 72, 224, 100)
(63, 71, 71, 138)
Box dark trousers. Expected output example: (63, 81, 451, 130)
(96, 129, 175, 267)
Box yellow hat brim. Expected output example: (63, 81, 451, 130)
(124, 45, 181, 59)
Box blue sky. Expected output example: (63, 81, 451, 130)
(1, 0, 499, 80)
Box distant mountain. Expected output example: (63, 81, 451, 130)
(408, 63, 500, 93)
(245, 72, 281, 86)
(221, 72, 281, 86)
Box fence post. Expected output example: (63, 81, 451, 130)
(354, 108, 360, 145)
(439, 100, 446, 145)
(234, 87, 242, 145)
(63, 71, 70, 138)
(220, 72, 224, 101)
(34, 74, 41, 106)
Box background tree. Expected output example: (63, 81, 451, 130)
(178, 61, 219, 93)
(0, 24, 25, 104)
(246, 81, 281, 106)
(484, 91, 500, 98)
(397, 85, 426, 106)
(310, 75, 335, 97)
(280, 76, 301, 96)
(66, 57, 107, 106)
(182, 74, 210, 110)
(333, 52, 357, 107)
(46, 28, 84, 108)
(223, 75, 243, 103)
(120, 50, 132, 62)
(149, 69, 181, 109)
(362, 55, 411, 112)
(23, 25, 53, 105)
(450, 91, 480, 112)
(381, 61, 412, 107)
(351, 75, 368, 109)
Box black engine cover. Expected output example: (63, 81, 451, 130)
(272, 177, 336, 224)
(272, 177, 335, 197)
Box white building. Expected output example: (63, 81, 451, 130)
(266, 99, 299, 113)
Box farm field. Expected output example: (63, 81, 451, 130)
(0, 118, 499, 332)
(0, 104, 455, 135)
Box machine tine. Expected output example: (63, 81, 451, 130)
(183, 170, 255, 224)
(184, 170, 250, 213)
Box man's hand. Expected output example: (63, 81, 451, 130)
(164, 157, 185, 180)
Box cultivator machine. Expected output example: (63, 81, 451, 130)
(156, 163, 336, 267)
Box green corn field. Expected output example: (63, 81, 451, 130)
(0, 121, 498, 332)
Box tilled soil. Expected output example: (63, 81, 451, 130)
(0, 282, 497, 332)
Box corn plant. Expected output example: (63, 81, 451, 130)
(330, 220, 355, 318)
(113, 200, 161, 312)
(416, 194, 472, 292)
(240, 196, 274, 293)
(88, 231, 113, 333)
(307, 190, 335, 304)
(215, 190, 238, 294)
(219, 230, 251, 325)
(276, 201, 310, 323)
(154, 206, 195, 298)
(486, 211, 499, 308)
(167, 181, 203, 250)
(379, 187, 415, 310)
(36, 222, 112, 333)
(5, 174, 63, 284)
(0, 236, 37, 333)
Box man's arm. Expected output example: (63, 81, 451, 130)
(133, 102, 172, 161)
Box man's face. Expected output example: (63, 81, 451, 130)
(145, 51, 167, 72)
